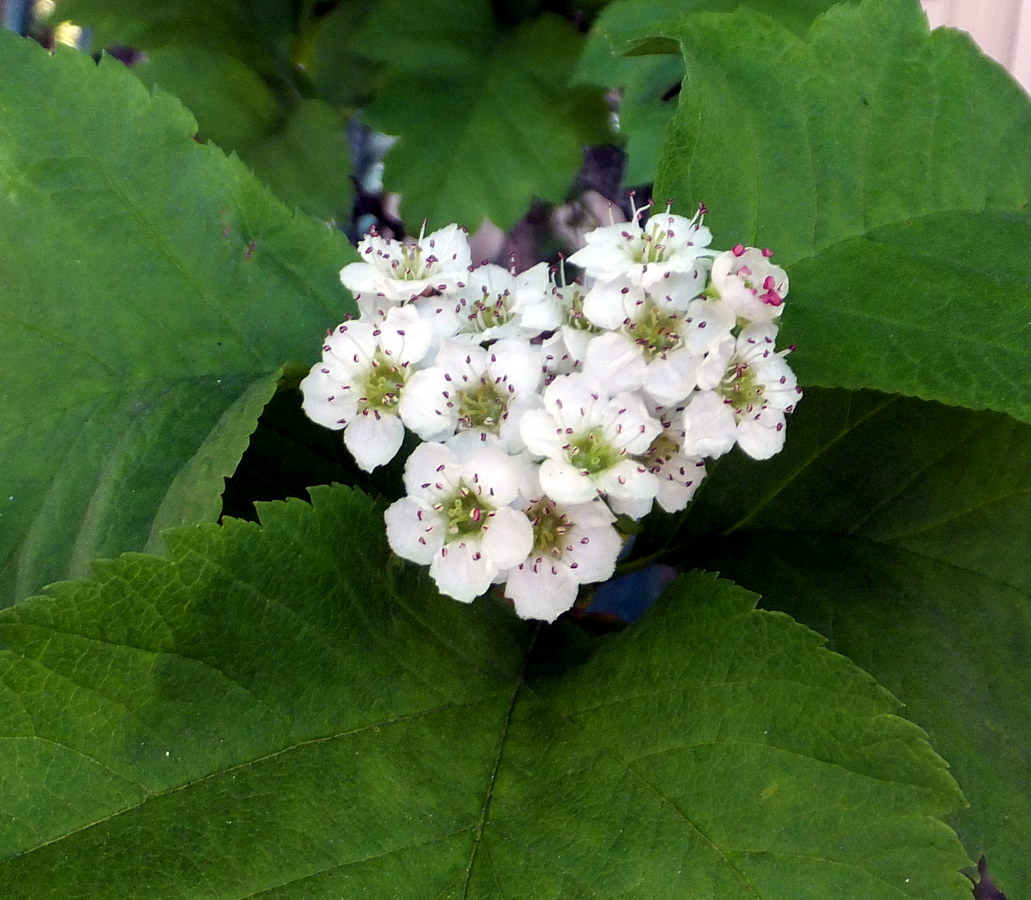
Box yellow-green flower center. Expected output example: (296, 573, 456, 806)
(527, 498, 572, 557)
(457, 381, 508, 434)
(645, 431, 680, 467)
(359, 350, 407, 412)
(568, 429, 621, 474)
(466, 289, 512, 332)
(720, 362, 764, 416)
(627, 304, 683, 359)
(443, 485, 493, 542)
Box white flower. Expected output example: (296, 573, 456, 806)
(340, 223, 471, 303)
(641, 407, 707, 513)
(567, 202, 713, 291)
(519, 373, 661, 507)
(503, 494, 623, 622)
(580, 288, 736, 407)
(681, 323, 802, 460)
(450, 261, 559, 341)
(300, 305, 433, 471)
(709, 245, 789, 323)
(384, 441, 533, 603)
(398, 337, 543, 451)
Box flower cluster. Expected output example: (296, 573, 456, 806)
(301, 203, 802, 621)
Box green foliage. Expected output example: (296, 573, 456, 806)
(673, 388, 1031, 892)
(0, 31, 356, 605)
(0, 485, 970, 897)
(358, 0, 610, 229)
(575, 0, 851, 183)
(135, 48, 353, 221)
(51, 0, 355, 221)
(52, 0, 612, 229)
(3, 0, 1031, 893)
(653, 0, 1031, 420)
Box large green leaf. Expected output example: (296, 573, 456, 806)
(678, 389, 1031, 895)
(0, 32, 356, 605)
(359, 0, 610, 229)
(574, 0, 852, 184)
(0, 485, 970, 896)
(653, 0, 1031, 422)
(51, 0, 300, 78)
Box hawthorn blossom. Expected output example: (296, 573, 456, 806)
(641, 407, 707, 513)
(503, 494, 623, 622)
(340, 223, 471, 303)
(398, 337, 543, 450)
(519, 373, 661, 511)
(681, 323, 802, 460)
(384, 441, 533, 603)
(300, 305, 433, 471)
(540, 271, 601, 382)
(568, 202, 713, 292)
(449, 262, 560, 342)
(580, 291, 737, 406)
(709, 245, 789, 323)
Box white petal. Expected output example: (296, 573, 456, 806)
(595, 459, 659, 502)
(430, 541, 496, 603)
(344, 412, 405, 471)
(504, 565, 579, 622)
(398, 368, 456, 441)
(481, 506, 534, 570)
(519, 408, 567, 459)
(643, 350, 701, 407)
(606, 492, 655, 520)
(487, 338, 543, 396)
(403, 442, 462, 500)
(681, 391, 737, 458)
(384, 497, 442, 565)
(736, 413, 787, 460)
(299, 365, 356, 430)
(459, 444, 524, 507)
(539, 458, 598, 504)
(563, 521, 622, 583)
(583, 332, 647, 394)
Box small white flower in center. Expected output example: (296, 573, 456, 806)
(384, 441, 533, 603)
(681, 323, 803, 460)
(399, 338, 542, 451)
(503, 494, 622, 622)
(300, 305, 433, 471)
(568, 201, 714, 292)
(518, 373, 661, 512)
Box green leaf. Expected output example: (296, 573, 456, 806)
(680, 388, 1031, 894)
(51, 0, 300, 79)
(243, 98, 354, 223)
(0, 32, 356, 605)
(0, 485, 970, 896)
(359, 0, 610, 229)
(574, 0, 851, 184)
(653, 0, 1031, 420)
(122, 48, 354, 221)
(134, 46, 283, 149)
(306, 0, 381, 109)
